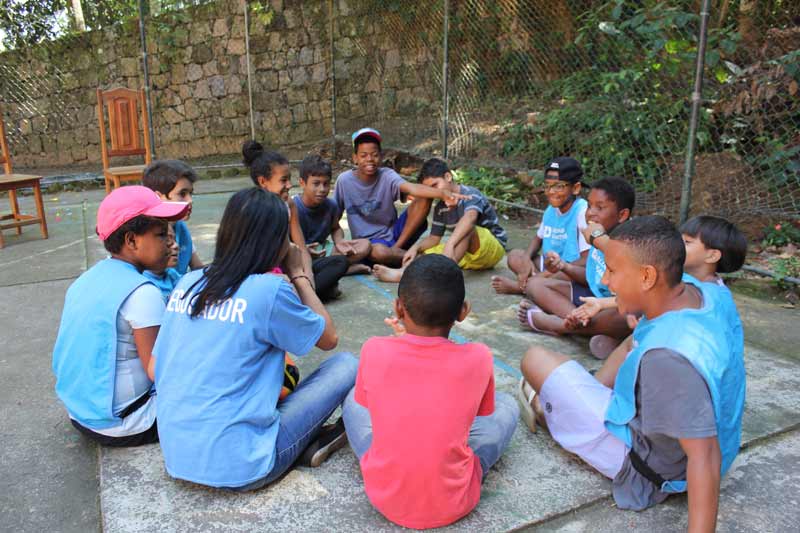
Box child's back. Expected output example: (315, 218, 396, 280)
(356, 334, 494, 528)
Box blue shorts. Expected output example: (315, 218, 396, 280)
(571, 282, 594, 307)
(369, 210, 428, 250)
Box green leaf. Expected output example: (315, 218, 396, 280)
(612, 3, 622, 20)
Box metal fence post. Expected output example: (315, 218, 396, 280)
(137, 0, 156, 157)
(329, 0, 337, 157)
(243, 0, 256, 139)
(679, 0, 712, 224)
(441, 0, 450, 159)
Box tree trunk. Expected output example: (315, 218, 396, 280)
(71, 0, 86, 31)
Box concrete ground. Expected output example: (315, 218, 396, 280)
(1, 177, 799, 533)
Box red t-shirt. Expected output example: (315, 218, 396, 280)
(355, 334, 495, 530)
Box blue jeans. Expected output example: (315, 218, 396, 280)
(342, 388, 519, 480)
(236, 352, 358, 491)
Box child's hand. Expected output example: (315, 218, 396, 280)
(442, 190, 471, 208)
(402, 247, 418, 266)
(307, 242, 327, 258)
(544, 251, 565, 273)
(384, 316, 406, 336)
(574, 297, 602, 321)
(335, 240, 357, 256)
(517, 264, 533, 291)
(582, 221, 605, 242)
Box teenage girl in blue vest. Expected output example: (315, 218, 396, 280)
(517, 216, 744, 530)
(242, 141, 349, 301)
(153, 187, 358, 490)
(491, 157, 589, 296)
(52, 186, 189, 446)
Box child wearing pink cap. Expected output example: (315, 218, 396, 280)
(52, 186, 188, 446)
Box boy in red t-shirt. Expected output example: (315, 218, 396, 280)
(342, 254, 519, 530)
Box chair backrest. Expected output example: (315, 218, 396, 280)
(0, 105, 13, 175)
(96, 87, 152, 169)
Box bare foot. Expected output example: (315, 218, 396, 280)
(518, 300, 563, 335)
(346, 263, 372, 276)
(491, 275, 522, 295)
(372, 264, 404, 283)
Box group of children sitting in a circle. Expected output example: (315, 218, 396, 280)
(53, 127, 746, 530)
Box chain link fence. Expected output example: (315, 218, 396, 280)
(1, 0, 798, 233)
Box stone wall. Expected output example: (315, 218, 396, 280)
(0, 0, 441, 169)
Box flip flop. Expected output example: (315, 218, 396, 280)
(516, 377, 538, 433)
(523, 304, 559, 337)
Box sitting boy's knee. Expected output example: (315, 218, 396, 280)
(370, 244, 391, 262)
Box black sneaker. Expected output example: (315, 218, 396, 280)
(299, 417, 348, 468)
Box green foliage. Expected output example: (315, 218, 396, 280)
(0, 0, 70, 49)
(769, 256, 800, 287)
(762, 221, 800, 248)
(452, 167, 525, 206)
(502, 1, 740, 191)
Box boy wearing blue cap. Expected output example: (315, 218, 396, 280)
(334, 128, 469, 267)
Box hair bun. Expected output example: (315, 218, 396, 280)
(242, 140, 265, 167)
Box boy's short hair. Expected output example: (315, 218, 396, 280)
(417, 158, 450, 183)
(399, 254, 465, 328)
(610, 215, 685, 287)
(299, 155, 332, 181)
(680, 215, 747, 274)
(142, 160, 198, 196)
(590, 176, 635, 213)
(103, 215, 166, 254)
(352, 127, 382, 153)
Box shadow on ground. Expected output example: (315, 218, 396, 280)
(1, 177, 799, 532)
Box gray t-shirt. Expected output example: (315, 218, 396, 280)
(334, 168, 406, 242)
(430, 184, 508, 248)
(612, 348, 717, 510)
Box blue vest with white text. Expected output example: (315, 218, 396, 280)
(604, 279, 745, 493)
(540, 198, 587, 263)
(683, 273, 744, 364)
(586, 246, 611, 298)
(52, 258, 152, 429)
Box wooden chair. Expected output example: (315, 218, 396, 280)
(0, 108, 48, 248)
(97, 87, 152, 194)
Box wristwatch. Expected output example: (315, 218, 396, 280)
(589, 228, 606, 246)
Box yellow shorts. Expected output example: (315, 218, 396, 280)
(424, 226, 506, 270)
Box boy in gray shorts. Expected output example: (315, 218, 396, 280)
(517, 216, 745, 530)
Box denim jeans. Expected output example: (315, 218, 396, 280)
(342, 388, 519, 480)
(236, 352, 358, 491)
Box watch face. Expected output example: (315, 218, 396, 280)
(591, 229, 605, 237)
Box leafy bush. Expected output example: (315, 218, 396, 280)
(762, 221, 800, 247)
(452, 166, 525, 205)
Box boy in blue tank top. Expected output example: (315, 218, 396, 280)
(519, 177, 633, 340)
(516, 216, 745, 531)
(491, 157, 589, 295)
(142, 160, 204, 274)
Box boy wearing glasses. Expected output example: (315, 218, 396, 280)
(491, 157, 589, 295)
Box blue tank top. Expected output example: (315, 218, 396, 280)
(540, 198, 587, 263)
(52, 258, 152, 429)
(585, 246, 611, 298)
(605, 279, 746, 493)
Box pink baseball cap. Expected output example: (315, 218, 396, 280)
(96, 185, 189, 240)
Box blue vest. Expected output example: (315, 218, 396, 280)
(144, 268, 183, 303)
(175, 220, 193, 274)
(52, 258, 152, 430)
(586, 246, 611, 298)
(683, 273, 744, 364)
(540, 198, 587, 263)
(605, 279, 746, 493)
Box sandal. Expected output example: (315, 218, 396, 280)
(516, 378, 538, 433)
(519, 301, 558, 336)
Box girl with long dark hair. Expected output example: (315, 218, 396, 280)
(242, 140, 349, 301)
(152, 187, 358, 490)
